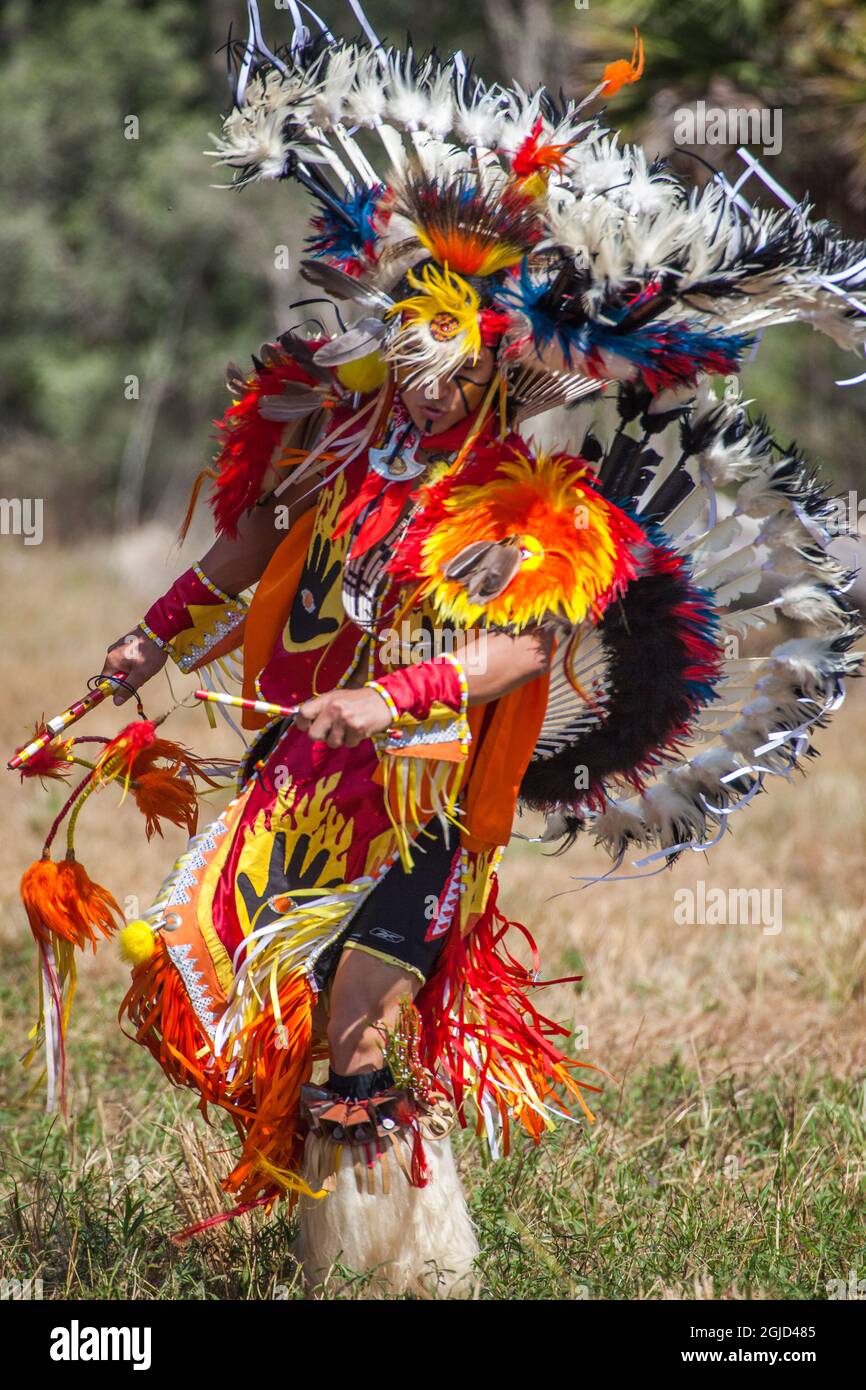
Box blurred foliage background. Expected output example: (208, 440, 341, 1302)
(2, 0, 866, 538)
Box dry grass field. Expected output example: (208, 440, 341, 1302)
(1, 533, 864, 1300)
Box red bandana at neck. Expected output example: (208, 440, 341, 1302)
(333, 390, 499, 558)
(412, 393, 496, 452)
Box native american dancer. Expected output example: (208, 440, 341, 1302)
(15, 4, 866, 1296)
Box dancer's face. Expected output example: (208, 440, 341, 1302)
(396, 344, 497, 436)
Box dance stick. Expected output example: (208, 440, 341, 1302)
(194, 689, 299, 720)
(8, 673, 131, 771)
(193, 689, 404, 739)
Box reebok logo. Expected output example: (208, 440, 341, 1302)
(369, 928, 405, 943)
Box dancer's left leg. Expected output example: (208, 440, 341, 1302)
(326, 946, 420, 1074)
(296, 938, 479, 1297)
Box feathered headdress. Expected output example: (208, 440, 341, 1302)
(206, 3, 866, 410)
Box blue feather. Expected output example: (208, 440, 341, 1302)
(305, 182, 386, 269)
(495, 259, 755, 382)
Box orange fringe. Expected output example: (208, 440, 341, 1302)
(221, 969, 322, 1208)
(119, 934, 223, 1099)
(132, 768, 199, 840)
(121, 940, 325, 1218)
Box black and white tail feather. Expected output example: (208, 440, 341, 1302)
(520, 377, 863, 867)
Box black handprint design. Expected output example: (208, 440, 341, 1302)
(288, 531, 342, 644)
(236, 828, 344, 935)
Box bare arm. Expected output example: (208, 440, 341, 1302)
(457, 626, 555, 707)
(294, 627, 556, 747)
(193, 481, 314, 595)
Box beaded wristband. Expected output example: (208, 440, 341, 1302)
(137, 619, 169, 651)
(365, 679, 401, 723)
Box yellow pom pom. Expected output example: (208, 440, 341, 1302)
(118, 919, 155, 967)
(335, 351, 387, 394)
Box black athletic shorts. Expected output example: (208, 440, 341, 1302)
(311, 815, 457, 990)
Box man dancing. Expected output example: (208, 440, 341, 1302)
(17, 3, 866, 1298)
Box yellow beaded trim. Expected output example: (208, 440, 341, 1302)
(137, 619, 169, 651)
(192, 563, 237, 604)
(365, 679, 401, 722)
(437, 650, 470, 719)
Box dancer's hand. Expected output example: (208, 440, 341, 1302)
(294, 687, 394, 749)
(99, 629, 168, 704)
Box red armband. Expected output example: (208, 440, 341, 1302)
(365, 653, 467, 723)
(139, 565, 247, 672)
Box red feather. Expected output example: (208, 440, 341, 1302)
(210, 341, 331, 538)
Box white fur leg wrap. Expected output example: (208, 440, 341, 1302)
(294, 1128, 479, 1298)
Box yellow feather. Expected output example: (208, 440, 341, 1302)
(335, 351, 387, 393)
(386, 262, 482, 363)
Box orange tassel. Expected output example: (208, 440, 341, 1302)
(600, 28, 644, 96)
(22, 854, 124, 1110)
(132, 768, 199, 840)
(131, 738, 220, 787)
(21, 855, 123, 952)
(95, 724, 218, 828)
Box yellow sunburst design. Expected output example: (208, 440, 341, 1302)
(415, 446, 630, 631)
(384, 262, 482, 384)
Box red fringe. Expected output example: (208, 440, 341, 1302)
(170, 1195, 272, 1244)
(416, 879, 603, 1148)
